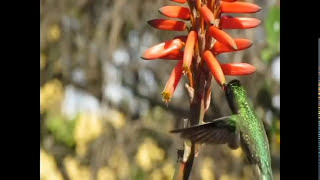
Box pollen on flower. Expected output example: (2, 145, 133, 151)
(161, 91, 172, 105)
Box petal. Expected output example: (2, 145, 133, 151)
(221, 2, 261, 13)
(221, 0, 237, 2)
(221, 63, 256, 75)
(183, 31, 198, 73)
(141, 39, 184, 60)
(212, 39, 252, 54)
(147, 19, 187, 31)
(208, 25, 237, 50)
(159, 6, 191, 20)
(199, 5, 215, 24)
(162, 60, 184, 103)
(161, 50, 184, 60)
(203, 50, 226, 86)
(220, 16, 261, 29)
(170, 0, 187, 3)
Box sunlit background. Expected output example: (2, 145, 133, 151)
(40, 0, 280, 179)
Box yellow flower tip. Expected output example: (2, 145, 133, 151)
(182, 66, 190, 75)
(161, 91, 172, 104)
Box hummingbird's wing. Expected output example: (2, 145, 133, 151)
(170, 116, 240, 149)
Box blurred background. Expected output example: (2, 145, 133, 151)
(40, 0, 280, 179)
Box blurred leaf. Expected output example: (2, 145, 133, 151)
(131, 166, 147, 180)
(46, 114, 77, 147)
(262, 5, 280, 63)
(265, 6, 280, 50)
(261, 48, 273, 63)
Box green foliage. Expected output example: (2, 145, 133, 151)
(45, 113, 78, 147)
(131, 166, 147, 180)
(262, 5, 280, 63)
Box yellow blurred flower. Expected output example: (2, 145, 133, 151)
(135, 138, 165, 171)
(105, 109, 126, 129)
(40, 149, 64, 180)
(64, 156, 91, 180)
(161, 161, 175, 179)
(150, 169, 164, 180)
(109, 146, 129, 179)
(97, 166, 116, 180)
(40, 79, 64, 113)
(74, 113, 103, 156)
(47, 24, 61, 42)
(200, 157, 215, 180)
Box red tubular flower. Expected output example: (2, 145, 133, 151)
(161, 50, 184, 60)
(221, 63, 256, 75)
(212, 39, 253, 54)
(220, 16, 261, 29)
(221, 2, 261, 13)
(147, 19, 186, 31)
(170, 0, 187, 3)
(183, 31, 198, 73)
(142, 0, 261, 104)
(221, 0, 237, 2)
(159, 6, 191, 20)
(162, 60, 183, 103)
(203, 50, 226, 86)
(141, 39, 184, 60)
(199, 5, 215, 24)
(208, 26, 237, 50)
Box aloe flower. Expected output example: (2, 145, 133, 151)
(141, 0, 261, 178)
(142, 0, 260, 103)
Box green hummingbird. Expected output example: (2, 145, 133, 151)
(170, 80, 273, 180)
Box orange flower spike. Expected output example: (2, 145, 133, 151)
(162, 60, 183, 103)
(147, 19, 186, 31)
(208, 25, 237, 50)
(183, 31, 198, 73)
(212, 39, 253, 54)
(199, 5, 215, 24)
(170, 0, 187, 3)
(159, 6, 191, 20)
(220, 16, 261, 29)
(161, 50, 184, 60)
(221, 63, 256, 75)
(203, 50, 226, 86)
(221, 2, 261, 13)
(141, 39, 184, 60)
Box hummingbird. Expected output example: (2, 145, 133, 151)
(170, 80, 273, 180)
